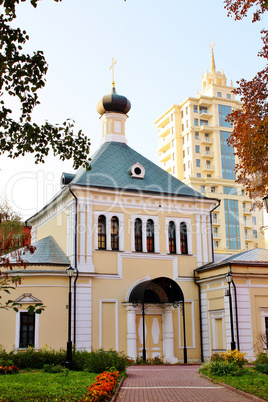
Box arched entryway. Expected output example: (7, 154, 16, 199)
(125, 277, 187, 363)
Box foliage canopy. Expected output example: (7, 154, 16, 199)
(0, 0, 90, 170)
(224, 0, 268, 203)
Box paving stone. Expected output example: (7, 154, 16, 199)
(115, 366, 255, 401)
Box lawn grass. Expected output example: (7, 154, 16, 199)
(0, 370, 97, 401)
(200, 368, 268, 401)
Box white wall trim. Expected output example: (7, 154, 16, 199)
(99, 299, 119, 351)
(210, 309, 225, 352)
(126, 275, 151, 302)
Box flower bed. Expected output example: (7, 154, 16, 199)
(84, 370, 119, 401)
(0, 365, 19, 374)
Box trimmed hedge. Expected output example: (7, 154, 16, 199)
(0, 346, 129, 373)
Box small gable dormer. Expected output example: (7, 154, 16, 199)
(130, 162, 145, 179)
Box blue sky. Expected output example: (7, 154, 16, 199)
(1, 0, 267, 218)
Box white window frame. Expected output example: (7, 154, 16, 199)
(260, 307, 268, 350)
(95, 211, 124, 251)
(210, 310, 225, 352)
(165, 217, 192, 255)
(131, 215, 159, 253)
(15, 309, 39, 351)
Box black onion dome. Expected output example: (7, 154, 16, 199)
(96, 86, 131, 116)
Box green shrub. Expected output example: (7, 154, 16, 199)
(11, 347, 66, 369)
(135, 356, 148, 365)
(255, 363, 268, 375)
(83, 349, 128, 373)
(0, 346, 128, 373)
(0, 345, 9, 361)
(210, 353, 225, 362)
(0, 346, 66, 369)
(72, 349, 91, 371)
(201, 360, 246, 376)
(255, 352, 268, 365)
(135, 356, 164, 365)
(147, 356, 164, 365)
(221, 349, 248, 367)
(43, 364, 64, 373)
(0, 357, 14, 367)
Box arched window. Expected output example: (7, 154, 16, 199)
(180, 222, 188, 254)
(168, 221, 176, 254)
(111, 216, 119, 251)
(146, 219, 154, 252)
(98, 215, 106, 250)
(135, 218, 142, 252)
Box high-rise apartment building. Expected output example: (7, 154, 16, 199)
(155, 47, 264, 253)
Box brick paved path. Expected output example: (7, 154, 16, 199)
(115, 366, 253, 401)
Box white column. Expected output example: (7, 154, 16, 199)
(86, 202, 94, 272)
(163, 307, 178, 363)
(202, 215, 208, 264)
(142, 219, 147, 252)
(75, 279, 92, 351)
(79, 203, 86, 265)
(131, 218, 135, 252)
(119, 217, 124, 251)
(196, 214, 202, 266)
(165, 220, 169, 254)
(126, 306, 137, 360)
(155, 222, 160, 253)
(67, 200, 76, 267)
(187, 221, 193, 255)
(107, 218, 111, 250)
(176, 221, 181, 254)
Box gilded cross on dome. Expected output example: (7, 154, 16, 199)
(109, 58, 117, 87)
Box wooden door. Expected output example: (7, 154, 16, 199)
(136, 314, 162, 359)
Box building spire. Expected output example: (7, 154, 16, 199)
(109, 57, 117, 89)
(209, 42, 216, 72)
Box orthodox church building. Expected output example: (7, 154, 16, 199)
(1, 80, 268, 362)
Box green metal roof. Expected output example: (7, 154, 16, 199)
(196, 248, 268, 272)
(71, 141, 207, 199)
(7, 236, 70, 266)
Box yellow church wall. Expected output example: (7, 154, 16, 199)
(250, 278, 268, 286)
(90, 256, 200, 360)
(205, 287, 225, 312)
(233, 265, 268, 276)
(197, 267, 228, 280)
(90, 278, 127, 353)
(209, 283, 220, 289)
(0, 274, 69, 351)
(0, 308, 17, 350)
(121, 256, 173, 279)
(250, 289, 268, 354)
(175, 299, 201, 361)
(35, 210, 68, 254)
(178, 255, 197, 277)
(209, 296, 224, 311)
(101, 302, 116, 350)
(93, 251, 118, 274)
